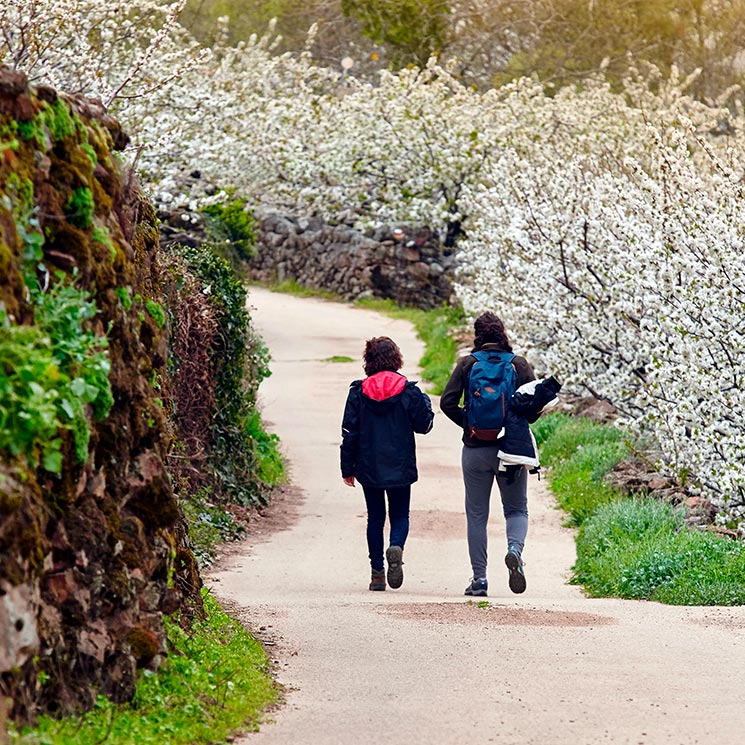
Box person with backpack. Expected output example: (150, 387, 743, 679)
(440, 312, 536, 597)
(341, 336, 434, 592)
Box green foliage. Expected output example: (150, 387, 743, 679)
(0, 216, 112, 472)
(341, 0, 451, 67)
(10, 590, 277, 743)
(540, 412, 745, 605)
(243, 409, 283, 485)
(177, 247, 284, 508)
(202, 200, 257, 262)
(181, 488, 244, 566)
(64, 187, 94, 229)
(573, 499, 745, 605)
(322, 355, 354, 363)
(0, 321, 68, 472)
(537, 413, 628, 525)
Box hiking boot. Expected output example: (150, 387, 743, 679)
(505, 547, 526, 594)
(464, 577, 488, 597)
(369, 569, 386, 591)
(386, 546, 404, 589)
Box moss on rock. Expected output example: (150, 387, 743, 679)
(0, 66, 200, 725)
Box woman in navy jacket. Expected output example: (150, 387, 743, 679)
(341, 336, 434, 591)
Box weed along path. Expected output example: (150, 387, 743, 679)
(209, 286, 745, 745)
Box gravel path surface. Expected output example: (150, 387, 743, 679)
(209, 286, 745, 745)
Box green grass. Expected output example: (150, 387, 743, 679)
(268, 279, 336, 300)
(573, 499, 745, 605)
(537, 412, 745, 605)
(322, 355, 354, 363)
(265, 280, 464, 394)
(533, 412, 628, 527)
(10, 591, 278, 744)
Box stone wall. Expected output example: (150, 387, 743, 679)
(0, 68, 198, 723)
(248, 215, 456, 309)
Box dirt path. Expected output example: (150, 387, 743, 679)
(209, 286, 745, 745)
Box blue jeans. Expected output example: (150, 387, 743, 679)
(362, 485, 411, 571)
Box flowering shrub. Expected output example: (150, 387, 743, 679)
(2, 4, 743, 524)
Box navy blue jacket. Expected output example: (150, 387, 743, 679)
(497, 376, 563, 470)
(340, 371, 434, 488)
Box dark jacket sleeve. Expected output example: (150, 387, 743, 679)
(440, 356, 468, 427)
(407, 383, 435, 434)
(513, 356, 536, 388)
(340, 382, 361, 478)
(510, 376, 562, 423)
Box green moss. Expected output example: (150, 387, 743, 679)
(115, 286, 133, 311)
(64, 187, 94, 229)
(5, 173, 34, 218)
(92, 225, 116, 260)
(17, 117, 45, 146)
(0, 120, 19, 141)
(145, 299, 166, 328)
(80, 143, 97, 166)
(41, 98, 78, 142)
(0, 138, 19, 154)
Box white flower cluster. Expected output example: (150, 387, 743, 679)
(3, 4, 743, 522)
(456, 74, 745, 521)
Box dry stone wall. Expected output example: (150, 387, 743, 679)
(249, 215, 456, 309)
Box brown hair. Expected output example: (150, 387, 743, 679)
(473, 312, 513, 352)
(363, 336, 403, 376)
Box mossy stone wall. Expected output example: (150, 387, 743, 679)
(0, 67, 199, 723)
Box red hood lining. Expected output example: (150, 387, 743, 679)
(362, 371, 407, 401)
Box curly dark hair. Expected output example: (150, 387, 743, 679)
(363, 336, 403, 376)
(472, 311, 513, 352)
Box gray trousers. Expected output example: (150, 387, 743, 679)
(461, 445, 529, 580)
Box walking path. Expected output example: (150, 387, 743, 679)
(209, 286, 745, 745)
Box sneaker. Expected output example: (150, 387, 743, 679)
(369, 569, 386, 591)
(464, 577, 488, 597)
(505, 547, 526, 594)
(386, 546, 404, 589)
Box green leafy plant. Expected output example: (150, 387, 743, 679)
(202, 200, 257, 261)
(172, 247, 284, 509)
(0, 214, 112, 472)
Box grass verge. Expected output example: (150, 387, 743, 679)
(10, 591, 278, 744)
(535, 412, 745, 605)
(265, 280, 464, 394)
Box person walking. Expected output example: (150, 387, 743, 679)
(341, 336, 434, 591)
(440, 312, 536, 597)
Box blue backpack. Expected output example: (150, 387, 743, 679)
(466, 351, 517, 440)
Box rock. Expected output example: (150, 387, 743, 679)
(0, 582, 40, 673)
